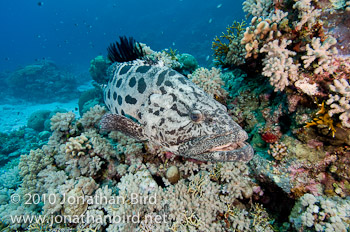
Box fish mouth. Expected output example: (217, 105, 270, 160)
(208, 141, 246, 152)
(180, 132, 254, 162)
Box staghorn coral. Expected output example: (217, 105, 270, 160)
(302, 37, 338, 74)
(260, 39, 300, 91)
(188, 67, 228, 99)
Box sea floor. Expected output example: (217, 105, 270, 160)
(0, 99, 80, 133)
(0, 82, 93, 133)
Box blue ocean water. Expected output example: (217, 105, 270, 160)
(0, 0, 245, 73)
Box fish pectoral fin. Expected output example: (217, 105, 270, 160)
(100, 113, 147, 141)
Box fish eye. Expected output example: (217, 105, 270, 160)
(190, 110, 203, 122)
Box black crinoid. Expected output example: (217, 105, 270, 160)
(107, 36, 145, 63)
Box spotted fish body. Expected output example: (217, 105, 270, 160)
(102, 60, 254, 162)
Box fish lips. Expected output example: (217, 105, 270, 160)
(180, 131, 254, 162)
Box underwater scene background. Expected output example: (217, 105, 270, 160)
(0, 0, 350, 231)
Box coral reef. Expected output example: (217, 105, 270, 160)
(6, 61, 79, 102)
(78, 87, 105, 116)
(89, 55, 111, 84)
(2, 1, 350, 230)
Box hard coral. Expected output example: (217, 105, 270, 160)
(327, 78, 350, 128)
(188, 67, 228, 99)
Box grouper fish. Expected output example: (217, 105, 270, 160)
(101, 36, 254, 162)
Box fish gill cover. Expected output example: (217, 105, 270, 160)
(0, 0, 350, 231)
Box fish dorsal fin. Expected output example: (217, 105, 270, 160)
(100, 114, 147, 141)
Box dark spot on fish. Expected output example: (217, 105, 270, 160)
(148, 108, 153, 113)
(113, 92, 117, 101)
(136, 66, 151, 73)
(118, 95, 122, 105)
(171, 104, 188, 117)
(169, 70, 176, 76)
(160, 86, 167, 95)
(160, 107, 164, 112)
(159, 118, 165, 126)
(119, 65, 132, 75)
(125, 95, 137, 104)
(154, 110, 160, 116)
(137, 78, 146, 94)
(179, 88, 184, 92)
(121, 109, 125, 116)
(107, 89, 111, 99)
(114, 107, 118, 114)
(129, 77, 136, 87)
(170, 93, 177, 102)
(168, 130, 176, 135)
(138, 112, 142, 119)
(156, 70, 167, 86)
(164, 81, 173, 87)
(116, 79, 123, 88)
(178, 77, 186, 84)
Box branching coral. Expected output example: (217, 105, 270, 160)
(78, 105, 107, 129)
(19, 148, 54, 195)
(241, 13, 287, 59)
(326, 78, 350, 128)
(302, 37, 338, 74)
(64, 134, 92, 157)
(242, 0, 273, 18)
(212, 21, 246, 66)
(268, 141, 288, 161)
(260, 39, 300, 91)
(50, 111, 75, 133)
(292, 0, 321, 31)
(188, 67, 228, 99)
